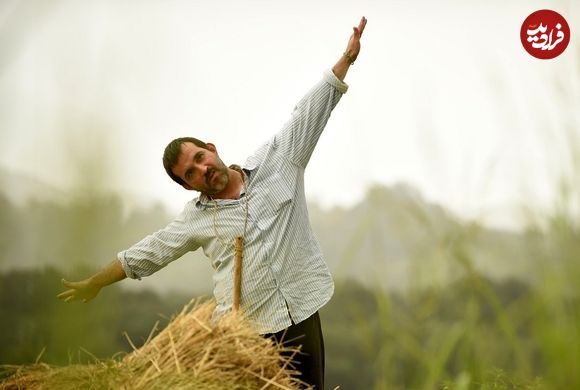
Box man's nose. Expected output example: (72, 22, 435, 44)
(199, 165, 209, 179)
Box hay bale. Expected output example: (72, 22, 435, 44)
(1, 301, 308, 390)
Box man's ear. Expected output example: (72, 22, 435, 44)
(206, 143, 217, 153)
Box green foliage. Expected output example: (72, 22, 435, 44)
(321, 271, 579, 389)
(319, 225, 580, 390)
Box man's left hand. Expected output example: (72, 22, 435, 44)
(344, 16, 367, 63)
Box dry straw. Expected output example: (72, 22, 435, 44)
(0, 301, 310, 390)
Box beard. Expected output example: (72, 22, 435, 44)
(203, 162, 229, 195)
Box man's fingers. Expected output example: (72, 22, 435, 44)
(57, 288, 71, 298)
(61, 278, 75, 287)
(57, 289, 74, 300)
(58, 279, 83, 302)
(61, 278, 85, 290)
(352, 17, 367, 39)
(57, 291, 76, 302)
(358, 16, 367, 36)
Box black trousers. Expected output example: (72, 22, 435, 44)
(264, 311, 325, 389)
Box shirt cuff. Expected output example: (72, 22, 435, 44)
(117, 251, 141, 280)
(323, 69, 349, 94)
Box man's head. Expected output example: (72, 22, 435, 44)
(163, 137, 230, 195)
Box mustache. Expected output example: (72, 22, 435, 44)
(205, 168, 215, 184)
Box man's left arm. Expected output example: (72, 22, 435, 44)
(272, 17, 367, 168)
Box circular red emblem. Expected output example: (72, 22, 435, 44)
(520, 9, 570, 59)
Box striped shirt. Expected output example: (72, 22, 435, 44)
(118, 69, 348, 334)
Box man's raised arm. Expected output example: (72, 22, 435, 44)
(332, 16, 367, 81)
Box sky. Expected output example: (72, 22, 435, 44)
(0, 0, 578, 230)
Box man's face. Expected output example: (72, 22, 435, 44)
(171, 142, 229, 195)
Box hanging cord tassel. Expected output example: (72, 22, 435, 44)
(232, 236, 244, 312)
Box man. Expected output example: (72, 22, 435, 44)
(58, 16, 367, 389)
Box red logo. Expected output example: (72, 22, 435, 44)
(520, 9, 570, 59)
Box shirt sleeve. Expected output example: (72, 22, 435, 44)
(272, 69, 348, 168)
(117, 204, 200, 279)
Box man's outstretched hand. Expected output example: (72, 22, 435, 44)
(57, 278, 102, 303)
(333, 16, 367, 81)
(57, 259, 127, 303)
(344, 16, 367, 64)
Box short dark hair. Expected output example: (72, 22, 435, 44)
(162, 137, 209, 186)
